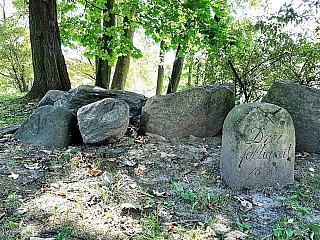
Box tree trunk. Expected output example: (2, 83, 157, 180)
(167, 43, 184, 94)
(26, 0, 70, 99)
(95, 0, 115, 89)
(156, 40, 165, 95)
(187, 57, 193, 87)
(111, 10, 134, 90)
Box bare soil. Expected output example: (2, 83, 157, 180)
(0, 130, 319, 239)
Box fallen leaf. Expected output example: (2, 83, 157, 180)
(82, 152, 96, 158)
(8, 172, 19, 179)
(107, 157, 117, 162)
(0, 212, 5, 221)
(201, 170, 207, 175)
(152, 190, 169, 198)
(71, 156, 82, 162)
(207, 203, 215, 210)
(27, 194, 35, 197)
(88, 168, 102, 176)
(134, 136, 145, 143)
(167, 223, 178, 233)
(136, 169, 146, 176)
(51, 189, 67, 197)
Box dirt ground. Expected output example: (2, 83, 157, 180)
(0, 128, 320, 239)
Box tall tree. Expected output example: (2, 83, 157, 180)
(167, 43, 184, 94)
(111, 7, 135, 90)
(142, 0, 229, 93)
(95, 0, 115, 89)
(26, 0, 70, 99)
(59, 0, 141, 90)
(156, 40, 165, 95)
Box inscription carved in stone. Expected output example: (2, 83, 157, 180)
(220, 102, 295, 189)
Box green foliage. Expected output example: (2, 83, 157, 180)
(141, 0, 230, 56)
(272, 217, 320, 240)
(59, 0, 142, 66)
(0, 1, 33, 93)
(192, 0, 320, 103)
(0, 93, 37, 127)
(235, 221, 251, 232)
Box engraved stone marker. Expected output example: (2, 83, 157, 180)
(220, 102, 295, 189)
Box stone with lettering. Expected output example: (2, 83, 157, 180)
(220, 102, 295, 189)
(13, 105, 78, 148)
(140, 84, 234, 138)
(77, 98, 129, 144)
(262, 80, 320, 154)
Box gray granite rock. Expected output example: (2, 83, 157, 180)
(77, 98, 129, 144)
(262, 80, 320, 153)
(140, 84, 234, 138)
(54, 85, 147, 118)
(220, 102, 295, 189)
(13, 105, 78, 148)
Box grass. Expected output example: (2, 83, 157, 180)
(0, 92, 37, 127)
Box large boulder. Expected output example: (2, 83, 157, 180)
(77, 98, 129, 144)
(220, 102, 295, 189)
(140, 84, 234, 138)
(54, 85, 147, 118)
(13, 105, 79, 148)
(261, 80, 320, 153)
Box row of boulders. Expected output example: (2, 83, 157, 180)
(13, 84, 234, 148)
(11, 80, 320, 154)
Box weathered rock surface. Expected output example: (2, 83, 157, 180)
(0, 125, 20, 136)
(77, 98, 129, 144)
(54, 85, 147, 118)
(38, 90, 66, 107)
(140, 84, 234, 138)
(13, 105, 78, 148)
(262, 80, 320, 153)
(220, 102, 295, 189)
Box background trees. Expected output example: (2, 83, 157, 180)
(0, 0, 32, 93)
(0, 0, 319, 101)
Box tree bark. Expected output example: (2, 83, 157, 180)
(156, 41, 165, 95)
(26, 0, 70, 99)
(111, 10, 134, 90)
(167, 43, 184, 94)
(95, 0, 115, 89)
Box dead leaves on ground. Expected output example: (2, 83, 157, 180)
(87, 168, 102, 176)
(42, 187, 67, 197)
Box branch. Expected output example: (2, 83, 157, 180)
(227, 59, 249, 102)
(0, 72, 10, 78)
(240, 51, 289, 79)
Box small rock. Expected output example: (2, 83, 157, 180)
(13, 207, 27, 216)
(100, 172, 113, 186)
(121, 159, 137, 167)
(224, 230, 248, 240)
